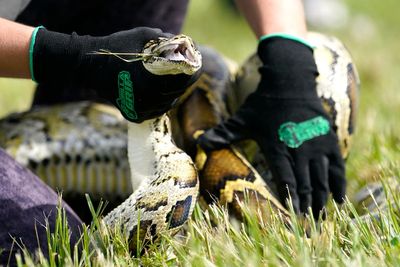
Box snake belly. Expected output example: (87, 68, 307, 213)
(103, 115, 198, 252)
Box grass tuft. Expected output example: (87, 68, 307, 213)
(14, 174, 400, 266)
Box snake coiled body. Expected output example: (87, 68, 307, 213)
(0, 32, 359, 251)
(104, 116, 198, 250)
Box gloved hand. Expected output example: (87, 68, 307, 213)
(198, 36, 346, 218)
(30, 27, 199, 122)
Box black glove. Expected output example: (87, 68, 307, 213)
(31, 27, 199, 122)
(198, 37, 346, 218)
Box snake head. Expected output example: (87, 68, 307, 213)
(143, 34, 202, 76)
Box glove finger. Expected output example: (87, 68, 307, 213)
(197, 114, 250, 152)
(328, 149, 346, 204)
(309, 156, 329, 219)
(123, 103, 171, 122)
(293, 158, 312, 214)
(133, 92, 177, 113)
(160, 72, 201, 95)
(139, 105, 172, 121)
(268, 155, 300, 213)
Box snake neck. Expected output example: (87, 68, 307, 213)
(103, 114, 198, 243)
(127, 118, 156, 190)
(127, 115, 176, 190)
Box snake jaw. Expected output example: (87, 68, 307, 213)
(89, 35, 202, 75)
(143, 35, 202, 76)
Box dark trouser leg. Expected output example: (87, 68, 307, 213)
(0, 148, 82, 266)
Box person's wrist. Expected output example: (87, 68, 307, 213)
(257, 36, 314, 64)
(256, 36, 318, 99)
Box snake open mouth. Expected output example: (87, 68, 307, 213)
(160, 44, 191, 61)
(90, 34, 202, 76)
(143, 35, 201, 75)
(146, 35, 202, 75)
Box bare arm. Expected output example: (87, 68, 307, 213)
(0, 17, 34, 78)
(234, 0, 307, 39)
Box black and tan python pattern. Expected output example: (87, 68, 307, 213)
(0, 32, 359, 252)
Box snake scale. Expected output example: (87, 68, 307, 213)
(0, 32, 359, 252)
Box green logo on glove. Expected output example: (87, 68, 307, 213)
(117, 71, 138, 120)
(278, 116, 330, 148)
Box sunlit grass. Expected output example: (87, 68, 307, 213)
(13, 174, 400, 266)
(0, 78, 34, 118)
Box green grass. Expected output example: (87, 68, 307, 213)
(2, 0, 400, 266)
(0, 79, 34, 118)
(12, 181, 400, 266)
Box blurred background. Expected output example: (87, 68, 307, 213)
(1, 0, 400, 194)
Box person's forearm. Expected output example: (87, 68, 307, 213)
(234, 0, 307, 39)
(0, 18, 34, 78)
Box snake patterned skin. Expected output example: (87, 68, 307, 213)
(0, 102, 131, 199)
(0, 32, 359, 252)
(0, 35, 201, 253)
(103, 115, 199, 252)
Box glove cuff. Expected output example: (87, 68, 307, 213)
(31, 28, 100, 84)
(257, 36, 319, 99)
(259, 33, 315, 50)
(29, 26, 44, 82)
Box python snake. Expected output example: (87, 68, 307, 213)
(0, 32, 359, 252)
